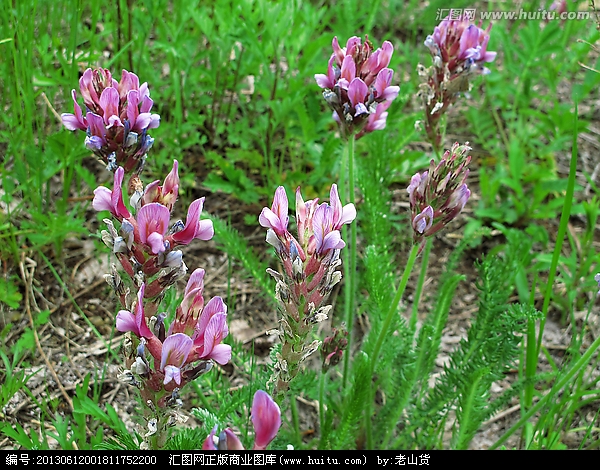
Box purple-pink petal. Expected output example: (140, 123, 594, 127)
(79, 68, 98, 107)
(199, 313, 229, 363)
(347, 78, 368, 108)
(86, 112, 106, 138)
(163, 365, 182, 385)
(146, 232, 166, 254)
(118, 69, 140, 100)
(126, 90, 140, 127)
(172, 198, 212, 245)
(92, 187, 113, 213)
(320, 230, 345, 253)
(160, 332, 193, 371)
(137, 202, 170, 247)
(116, 310, 137, 333)
(61, 112, 86, 131)
(211, 343, 232, 365)
(345, 36, 361, 55)
(99, 87, 120, 125)
(61, 90, 87, 131)
(332, 36, 344, 65)
(112, 166, 131, 219)
(140, 95, 153, 113)
(196, 296, 227, 333)
(413, 206, 434, 234)
(116, 284, 153, 339)
(164, 160, 179, 197)
(142, 180, 160, 205)
(181, 268, 206, 314)
(329, 184, 356, 229)
(251, 390, 281, 450)
(258, 186, 289, 236)
(315, 56, 336, 89)
(340, 55, 356, 83)
(364, 101, 392, 133)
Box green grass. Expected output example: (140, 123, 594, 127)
(1, 0, 599, 451)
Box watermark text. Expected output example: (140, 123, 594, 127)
(436, 8, 591, 22)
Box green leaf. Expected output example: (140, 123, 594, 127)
(0, 276, 22, 309)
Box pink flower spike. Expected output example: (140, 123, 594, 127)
(259, 186, 289, 236)
(251, 390, 281, 450)
(171, 198, 214, 245)
(137, 202, 171, 253)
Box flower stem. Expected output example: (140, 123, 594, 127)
(370, 243, 419, 372)
(364, 243, 419, 449)
(409, 238, 432, 332)
(342, 136, 356, 387)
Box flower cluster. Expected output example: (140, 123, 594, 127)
(417, 13, 496, 151)
(95, 162, 213, 316)
(117, 270, 230, 399)
(62, 66, 228, 449)
(407, 142, 471, 251)
(61, 68, 160, 174)
(259, 184, 355, 399)
(203, 390, 281, 450)
(315, 36, 400, 139)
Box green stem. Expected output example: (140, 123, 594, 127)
(370, 243, 419, 370)
(342, 136, 356, 387)
(365, 243, 419, 449)
(410, 238, 432, 332)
